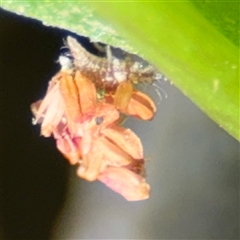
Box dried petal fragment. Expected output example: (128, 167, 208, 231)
(31, 78, 65, 137)
(74, 71, 97, 114)
(126, 90, 157, 120)
(77, 135, 133, 181)
(77, 154, 105, 182)
(101, 125, 143, 160)
(104, 90, 156, 120)
(40, 91, 65, 137)
(78, 102, 120, 155)
(98, 167, 150, 201)
(90, 135, 133, 167)
(94, 103, 120, 128)
(114, 81, 133, 111)
(59, 72, 82, 133)
(56, 136, 82, 165)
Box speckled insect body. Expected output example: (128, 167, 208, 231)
(66, 36, 161, 91)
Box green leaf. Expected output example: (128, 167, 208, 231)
(1, 1, 239, 140)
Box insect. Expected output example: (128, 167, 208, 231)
(31, 37, 158, 201)
(66, 36, 157, 120)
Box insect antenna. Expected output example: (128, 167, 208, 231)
(152, 81, 168, 104)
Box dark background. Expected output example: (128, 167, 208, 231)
(1, 8, 76, 240)
(1, 8, 239, 240)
